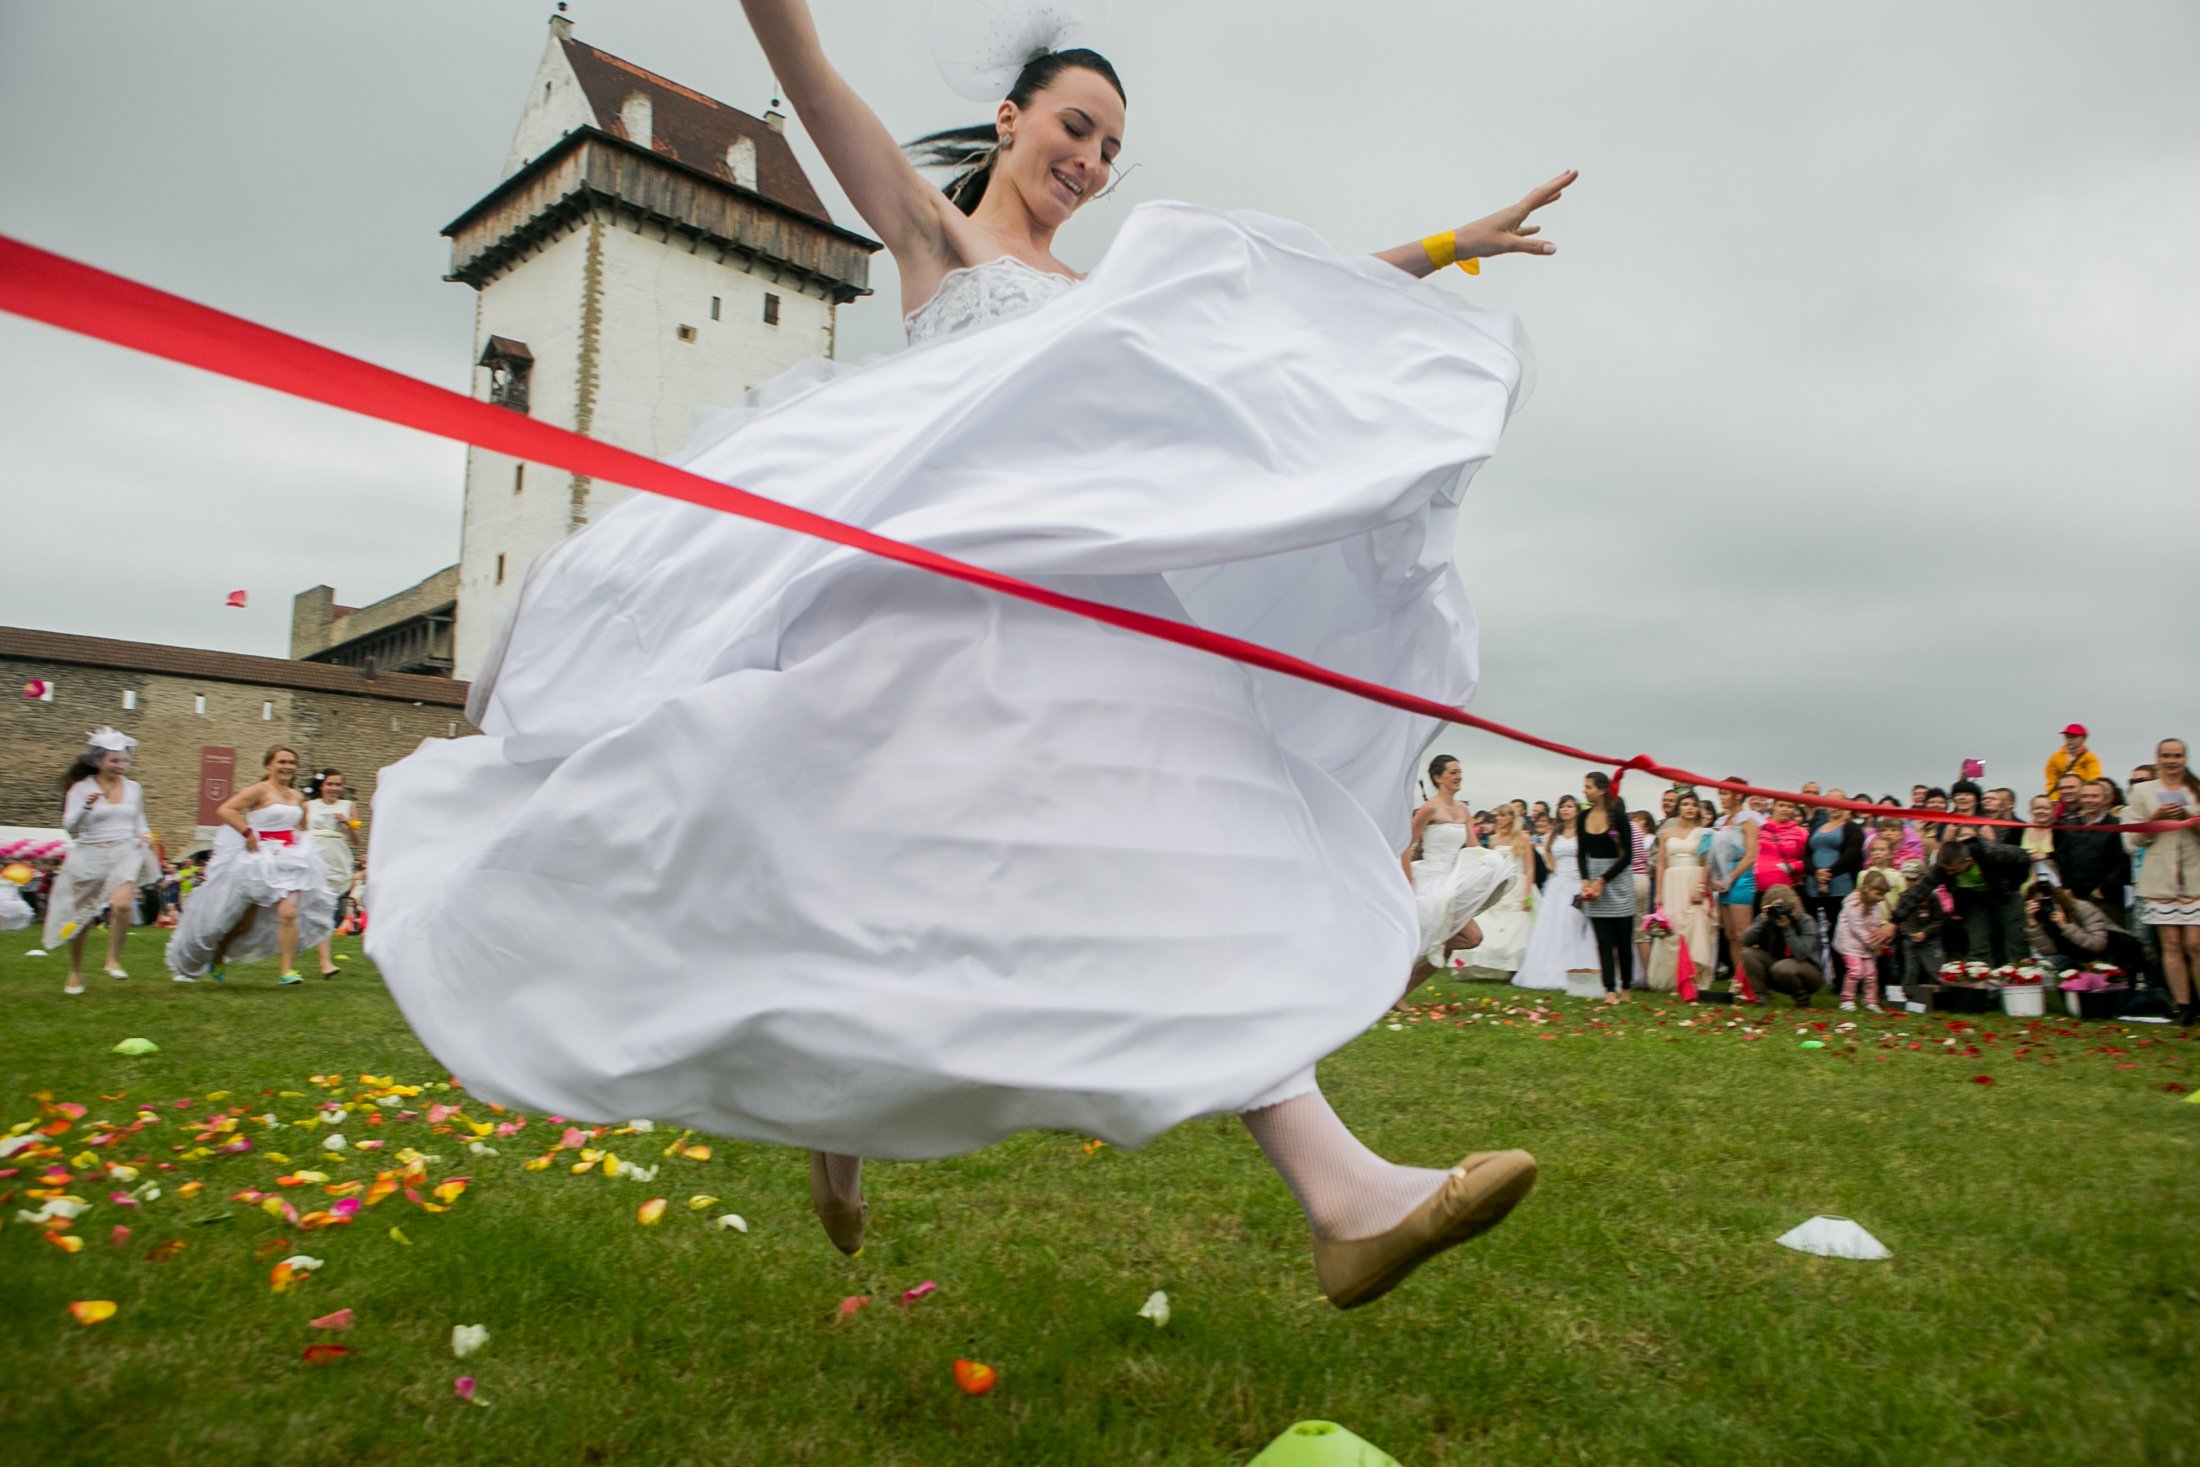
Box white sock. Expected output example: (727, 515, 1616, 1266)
(1240, 1088, 1450, 1242)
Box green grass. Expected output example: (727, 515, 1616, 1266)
(3, 926, 2197, 1466)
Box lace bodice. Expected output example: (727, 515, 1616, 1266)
(905, 256, 1077, 346)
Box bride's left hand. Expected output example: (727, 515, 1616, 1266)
(1455, 170, 1578, 260)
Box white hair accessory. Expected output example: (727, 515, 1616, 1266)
(929, 0, 1112, 103)
(87, 727, 138, 755)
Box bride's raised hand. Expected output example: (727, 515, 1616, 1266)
(1454, 169, 1577, 261)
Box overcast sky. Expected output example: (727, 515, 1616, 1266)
(1, 1, 2193, 807)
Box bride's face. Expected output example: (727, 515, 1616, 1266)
(998, 68, 1123, 227)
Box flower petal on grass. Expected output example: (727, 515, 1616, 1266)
(837, 1296, 870, 1320)
(301, 1344, 352, 1365)
(144, 1239, 186, 1262)
(713, 1214, 748, 1233)
(1138, 1290, 1171, 1327)
(67, 1300, 116, 1326)
(453, 1376, 491, 1408)
(451, 1324, 489, 1359)
(900, 1281, 939, 1305)
(953, 1359, 999, 1396)
(46, 1233, 85, 1255)
(637, 1197, 668, 1226)
(309, 1309, 356, 1331)
(388, 1227, 412, 1246)
(687, 1195, 720, 1212)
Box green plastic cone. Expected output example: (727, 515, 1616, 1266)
(1247, 1420, 1402, 1466)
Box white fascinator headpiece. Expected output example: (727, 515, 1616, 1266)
(929, 0, 1113, 102)
(87, 726, 138, 755)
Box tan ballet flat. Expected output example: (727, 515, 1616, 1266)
(808, 1152, 867, 1257)
(1312, 1149, 1537, 1310)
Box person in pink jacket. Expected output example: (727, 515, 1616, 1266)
(1754, 799, 1811, 901)
(1834, 869, 1896, 1012)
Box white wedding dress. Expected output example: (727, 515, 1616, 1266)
(1511, 834, 1601, 992)
(367, 204, 1531, 1160)
(1455, 845, 1535, 980)
(1409, 824, 1517, 970)
(167, 802, 336, 975)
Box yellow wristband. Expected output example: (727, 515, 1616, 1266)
(1420, 232, 1480, 276)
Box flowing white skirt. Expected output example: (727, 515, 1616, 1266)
(42, 839, 159, 948)
(1412, 845, 1519, 968)
(367, 203, 1532, 1160)
(166, 832, 336, 976)
(1513, 864, 1602, 992)
(0, 880, 31, 932)
(1456, 854, 1535, 978)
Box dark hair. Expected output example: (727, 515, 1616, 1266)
(904, 49, 1126, 214)
(1935, 840, 1975, 869)
(1428, 754, 1460, 783)
(59, 752, 104, 793)
(1925, 786, 1948, 801)
(307, 768, 344, 799)
(1950, 779, 1983, 803)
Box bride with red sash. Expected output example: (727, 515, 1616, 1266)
(166, 743, 336, 986)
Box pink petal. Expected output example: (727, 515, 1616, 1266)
(899, 1281, 939, 1305)
(309, 1308, 356, 1331)
(453, 1377, 477, 1401)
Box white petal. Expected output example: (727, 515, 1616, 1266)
(1137, 1290, 1170, 1327)
(1775, 1216, 1890, 1260)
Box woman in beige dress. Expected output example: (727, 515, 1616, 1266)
(1649, 793, 1715, 992)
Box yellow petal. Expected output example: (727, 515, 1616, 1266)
(70, 1151, 97, 1168)
(204, 1091, 231, 1101)
(388, 1227, 411, 1245)
(637, 1197, 668, 1226)
(523, 1156, 552, 1172)
(67, 1300, 117, 1326)
(687, 1195, 721, 1212)
(681, 1145, 712, 1162)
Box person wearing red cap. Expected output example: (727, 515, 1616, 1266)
(2044, 725, 2101, 800)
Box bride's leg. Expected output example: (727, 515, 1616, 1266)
(1241, 1072, 1536, 1309)
(807, 1151, 867, 1255)
(1240, 1082, 1451, 1242)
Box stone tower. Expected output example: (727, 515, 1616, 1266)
(443, 13, 878, 679)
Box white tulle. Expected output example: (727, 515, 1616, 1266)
(367, 203, 1530, 1160)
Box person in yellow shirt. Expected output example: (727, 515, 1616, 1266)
(2044, 724, 2102, 799)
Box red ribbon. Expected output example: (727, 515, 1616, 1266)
(1, 232, 2191, 838)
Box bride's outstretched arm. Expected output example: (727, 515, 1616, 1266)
(738, 0, 956, 266)
(1373, 170, 1577, 277)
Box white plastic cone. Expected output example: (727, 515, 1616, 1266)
(1775, 1215, 1891, 1260)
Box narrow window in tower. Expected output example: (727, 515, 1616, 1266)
(194, 694, 207, 716)
(262, 701, 274, 721)
(763, 293, 781, 327)
(480, 337, 533, 413)
(710, 295, 722, 321)
(495, 553, 507, 585)
(514, 463, 525, 494)
(122, 689, 138, 710)
(677, 324, 698, 343)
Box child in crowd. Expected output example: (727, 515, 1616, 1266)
(1835, 869, 1896, 1012)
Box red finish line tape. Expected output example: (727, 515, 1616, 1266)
(2, 232, 2189, 838)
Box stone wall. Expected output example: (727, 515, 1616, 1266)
(1, 628, 470, 854)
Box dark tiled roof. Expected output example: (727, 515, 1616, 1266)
(0, 627, 470, 708)
(559, 38, 832, 224)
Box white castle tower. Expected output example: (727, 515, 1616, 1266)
(444, 12, 878, 679)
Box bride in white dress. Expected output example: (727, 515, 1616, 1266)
(1513, 795, 1603, 992)
(168, 745, 335, 985)
(1458, 804, 1537, 980)
(368, 0, 1575, 1308)
(1402, 755, 1517, 985)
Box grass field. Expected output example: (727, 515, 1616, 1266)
(3, 926, 2197, 1466)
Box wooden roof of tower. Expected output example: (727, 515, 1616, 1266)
(555, 37, 831, 223)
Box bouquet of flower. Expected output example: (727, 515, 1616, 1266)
(1642, 910, 1673, 941)
(1997, 964, 2049, 987)
(1939, 961, 1994, 986)
(2058, 963, 2129, 992)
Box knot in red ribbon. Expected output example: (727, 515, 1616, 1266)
(1608, 754, 1659, 801)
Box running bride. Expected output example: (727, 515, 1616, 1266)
(368, 0, 1573, 1308)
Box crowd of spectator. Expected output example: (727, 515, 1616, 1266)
(1415, 727, 2200, 1024)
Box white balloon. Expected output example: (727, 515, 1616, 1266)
(930, 0, 1113, 103)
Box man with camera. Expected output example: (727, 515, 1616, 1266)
(1892, 837, 2031, 965)
(2053, 779, 2132, 928)
(1739, 884, 1825, 1007)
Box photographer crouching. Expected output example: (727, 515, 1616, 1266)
(1740, 883, 1826, 1007)
(2024, 878, 2145, 977)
